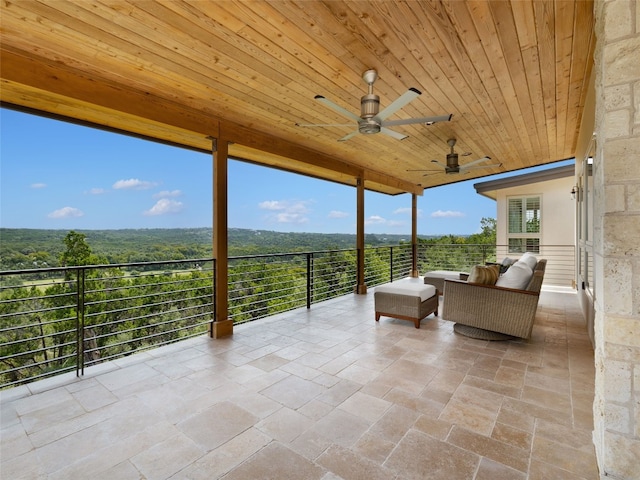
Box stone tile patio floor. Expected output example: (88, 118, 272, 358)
(1, 289, 598, 479)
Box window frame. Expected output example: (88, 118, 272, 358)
(506, 195, 541, 254)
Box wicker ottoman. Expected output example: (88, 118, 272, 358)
(374, 278, 438, 328)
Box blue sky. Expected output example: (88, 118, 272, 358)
(1, 108, 571, 235)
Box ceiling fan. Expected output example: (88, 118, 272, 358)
(409, 138, 502, 175)
(296, 69, 452, 142)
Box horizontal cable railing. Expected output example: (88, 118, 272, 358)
(418, 243, 496, 272)
(0, 244, 574, 388)
(365, 244, 414, 287)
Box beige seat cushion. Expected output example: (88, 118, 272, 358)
(375, 279, 437, 301)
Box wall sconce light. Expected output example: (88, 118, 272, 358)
(571, 186, 577, 200)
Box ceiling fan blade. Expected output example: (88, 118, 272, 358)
(315, 95, 361, 122)
(375, 88, 421, 121)
(380, 127, 408, 140)
(461, 163, 503, 171)
(382, 113, 453, 127)
(430, 159, 448, 169)
(296, 122, 355, 127)
(337, 130, 361, 142)
(458, 156, 493, 169)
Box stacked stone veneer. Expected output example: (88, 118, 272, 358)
(593, 0, 640, 478)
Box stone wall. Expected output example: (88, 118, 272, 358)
(592, 0, 640, 478)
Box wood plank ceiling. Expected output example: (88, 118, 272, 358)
(0, 0, 594, 196)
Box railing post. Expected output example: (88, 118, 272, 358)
(76, 268, 85, 376)
(390, 246, 394, 282)
(307, 253, 312, 309)
(210, 259, 216, 338)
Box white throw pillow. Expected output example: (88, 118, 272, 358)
(519, 252, 538, 270)
(495, 261, 533, 289)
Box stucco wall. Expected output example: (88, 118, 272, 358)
(494, 175, 576, 286)
(495, 176, 575, 245)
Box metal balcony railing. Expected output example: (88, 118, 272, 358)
(0, 243, 574, 388)
(0, 259, 215, 389)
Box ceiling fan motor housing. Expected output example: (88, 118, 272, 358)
(360, 93, 380, 119)
(446, 152, 460, 173)
(359, 93, 381, 134)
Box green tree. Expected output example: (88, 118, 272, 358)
(466, 217, 497, 245)
(59, 231, 92, 267)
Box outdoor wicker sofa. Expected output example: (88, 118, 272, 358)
(441, 258, 547, 340)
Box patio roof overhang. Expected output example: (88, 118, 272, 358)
(0, 1, 594, 196)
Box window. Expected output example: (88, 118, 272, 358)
(507, 196, 541, 254)
(579, 137, 595, 295)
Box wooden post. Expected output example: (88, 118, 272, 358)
(355, 176, 367, 294)
(411, 193, 419, 277)
(211, 138, 233, 338)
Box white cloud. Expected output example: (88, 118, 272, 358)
(153, 190, 182, 199)
(259, 200, 286, 211)
(88, 188, 106, 195)
(113, 178, 156, 190)
(276, 212, 309, 224)
(31, 183, 46, 189)
(363, 215, 406, 228)
(328, 210, 349, 219)
(393, 207, 422, 217)
(365, 215, 387, 225)
(48, 207, 84, 219)
(431, 210, 465, 218)
(144, 198, 184, 216)
(387, 220, 406, 227)
(259, 199, 312, 224)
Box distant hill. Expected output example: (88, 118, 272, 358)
(0, 228, 444, 271)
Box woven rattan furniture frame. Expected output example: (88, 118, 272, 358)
(442, 259, 547, 339)
(375, 281, 438, 329)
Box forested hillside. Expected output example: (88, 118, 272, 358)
(0, 220, 495, 272)
(0, 228, 445, 271)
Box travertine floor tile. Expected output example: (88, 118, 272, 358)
(528, 458, 593, 480)
(384, 429, 479, 479)
(317, 444, 398, 480)
(130, 433, 204, 480)
(475, 457, 527, 480)
(309, 409, 370, 448)
(260, 374, 325, 409)
(170, 428, 270, 480)
(221, 442, 325, 480)
(439, 399, 497, 436)
(177, 401, 258, 451)
(531, 435, 598, 478)
(256, 406, 313, 443)
(368, 404, 420, 443)
(447, 425, 529, 473)
(492, 422, 532, 451)
(352, 431, 397, 464)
